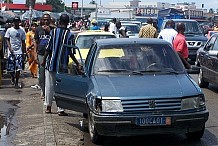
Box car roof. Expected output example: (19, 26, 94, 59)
(77, 30, 115, 36)
(95, 38, 171, 46)
(163, 19, 197, 22)
(121, 23, 138, 26)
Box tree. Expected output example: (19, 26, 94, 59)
(46, 0, 64, 12)
(209, 8, 214, 14)
(3, 0, 13, 3)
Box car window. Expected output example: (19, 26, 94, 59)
(212, 37, 218, 51)
(76, 35, 115, 49)
(93, 44, 184, 74)
(205, 36, 216, 51)
(58, 47, 79, 76)
(122, 24, 140, 33)
(174, 21, 202, 34)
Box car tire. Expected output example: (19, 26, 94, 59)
(88, 111, 103, 144)
(198, 68, 209, 88)
(185, 125, 205, 140)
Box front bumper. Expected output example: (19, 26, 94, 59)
(92, 110, 209, 136)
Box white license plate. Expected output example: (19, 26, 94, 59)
(135, 117, 171, 126)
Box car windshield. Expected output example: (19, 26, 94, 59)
(76, 35, 115, 49)
(94, 44, 184, 75)
(122, 24, 140, 34)
(175, 21, 202, 34)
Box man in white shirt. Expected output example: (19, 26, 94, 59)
(158, 19, 178, 45)
(109, 18, 117, 34)
(5, 16, 26, 88)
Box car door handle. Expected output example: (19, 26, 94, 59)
(56, 79, 61, 83)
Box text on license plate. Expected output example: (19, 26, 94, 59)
(135, 117, 171, 126)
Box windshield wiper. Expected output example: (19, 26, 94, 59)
(162, 68, 179, 74)
(98, 69, 128, 72)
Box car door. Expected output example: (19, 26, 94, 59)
(200, 36, 216, 80)
(54, 45, 91, 114)
(208, 36, 218, 84)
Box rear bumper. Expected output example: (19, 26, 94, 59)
(92, 110, 209, 136)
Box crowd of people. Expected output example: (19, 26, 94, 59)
(0, 15, 193, 115)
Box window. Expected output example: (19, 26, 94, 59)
(212, 37, 218, 51)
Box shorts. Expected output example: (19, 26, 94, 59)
(7, 54, 24, 72)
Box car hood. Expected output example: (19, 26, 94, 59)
(94, 74, 199, 99)
(185, 35, 207, 42)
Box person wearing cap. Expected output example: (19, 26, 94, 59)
(4, 16, 26, 88)
(41, 14, 81, 116)
(90, 19, 100, 30)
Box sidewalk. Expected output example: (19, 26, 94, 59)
(0, 70, 84, 146)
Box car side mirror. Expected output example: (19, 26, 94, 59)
(186, 65, 200, 74)
(205, 44, 212, 51)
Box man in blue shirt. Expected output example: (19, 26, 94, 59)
(42, 14, 80, 116)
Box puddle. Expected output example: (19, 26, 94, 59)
(0, 100, 20, 145)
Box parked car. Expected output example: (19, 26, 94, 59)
(73, 30, 116, 60)
(206, 30, 218, 39)
(196, 33, 218, 88)
(55, 38, 209, 144)
(161, 19, 208, 65)
(121, 23, 140, 38)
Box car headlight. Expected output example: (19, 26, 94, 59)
(181, 96, 205, 110)
(102, 100, 123, 112)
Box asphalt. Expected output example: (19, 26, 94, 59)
(0, 68, 84, 146)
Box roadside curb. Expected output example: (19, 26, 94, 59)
(43, 105, 57, 146)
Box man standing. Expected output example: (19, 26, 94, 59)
(5, 17, 26, 88)
(158, 19, 177, 45)
(173, 22, 190, 69)
(34, 14, 53, 97)
(139, 18, 157, 38)
(42, 14, 80, 115)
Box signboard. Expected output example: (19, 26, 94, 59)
(72, 2, 78, 10)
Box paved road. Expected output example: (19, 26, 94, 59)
(0, 73, 218, 146)
(82, 74, 218, 146)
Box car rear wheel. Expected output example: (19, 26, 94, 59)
(88, 111, 103, 144)
(185, 125, 205, 140)
(198, 68, 209, 88)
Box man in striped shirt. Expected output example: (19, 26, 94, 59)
(42, 14, 80, 115)
(139, 18, 157, 38)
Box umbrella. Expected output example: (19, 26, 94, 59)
(2, 11, 18, 21)
(59, 11, 72, 17)
(43, 11, 60, 20)
(21, 10, 43, 21)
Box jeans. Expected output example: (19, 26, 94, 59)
(37, 55, 45, 97)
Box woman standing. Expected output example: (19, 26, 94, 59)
(26, 23, 38, 78)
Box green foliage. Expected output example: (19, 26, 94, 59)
(4, 0, 13, 3)
(46, 0, 65, 12)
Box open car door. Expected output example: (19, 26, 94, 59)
(54, 44, 90, 114)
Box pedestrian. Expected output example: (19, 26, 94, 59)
(139, 17, 157, 38)
(116, 20, 128, 38)
(41, 14, 81, 116)
(26, 23, 38, 78)
(109, 18, 117, 34)
(1, 23, 11, 77)
(4, 16, 26, 88)
(90, 19, 100, 30)
(0, 31, 3, 88)
(33, 14, 54, 96)
(158, 19, 177, 45)
(173, 22, 191, 69)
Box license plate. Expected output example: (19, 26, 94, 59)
(135, 117, 171, 126)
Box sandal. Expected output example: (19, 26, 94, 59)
(45, 106, 51, 114)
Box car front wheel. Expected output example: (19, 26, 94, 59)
(88, 111, 103, 144)
(185, 125, 205, 140)
(198, 68, 209, 88)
